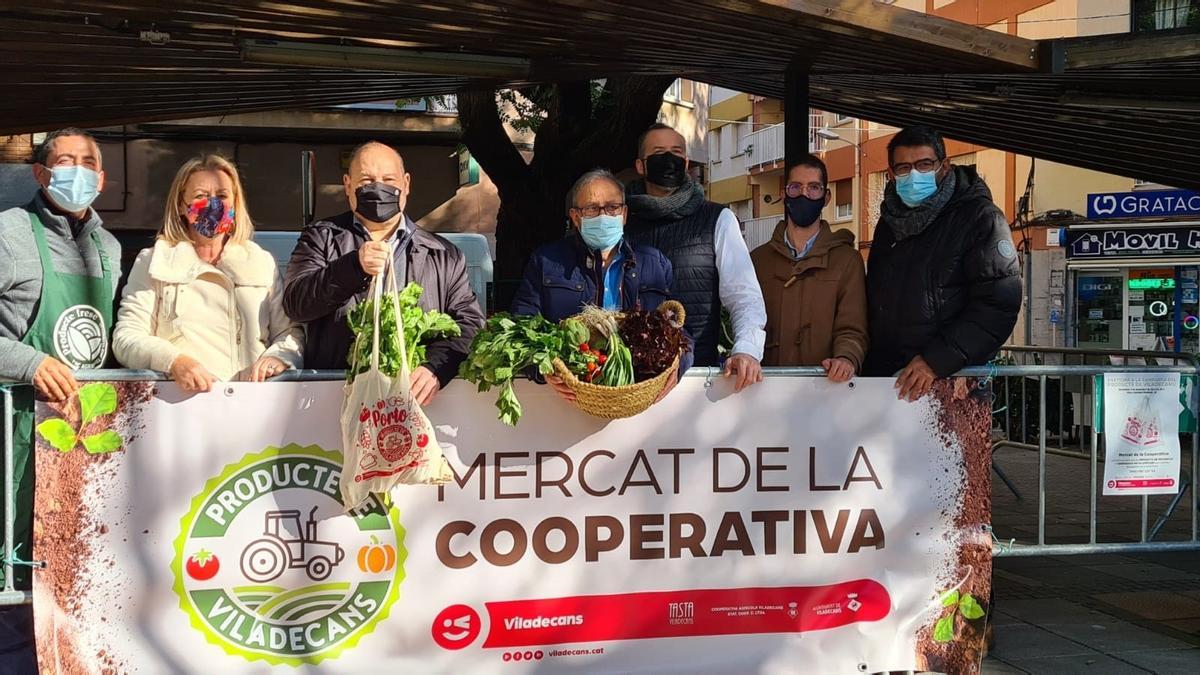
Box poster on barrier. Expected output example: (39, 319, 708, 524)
(32, 377, 992, 674)
(1102, 372, 1182, 496)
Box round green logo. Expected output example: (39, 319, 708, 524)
(172, 444, 405, 665)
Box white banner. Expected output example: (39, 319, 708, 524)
(1102, 372, 1182, 495)
(34, 376, 992, 674)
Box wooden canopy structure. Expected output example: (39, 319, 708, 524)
(2, 1, 1199, 188)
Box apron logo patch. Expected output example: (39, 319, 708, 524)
(54, 304, 107, 368)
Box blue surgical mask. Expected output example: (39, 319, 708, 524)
(45, 165, 101, 212)
(580, 214, 624, 251)
(895, 168, 939, 207)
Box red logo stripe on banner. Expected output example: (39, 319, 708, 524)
(479, 580, 890, 648)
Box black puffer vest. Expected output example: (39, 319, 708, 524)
(626, 201, 725, 366)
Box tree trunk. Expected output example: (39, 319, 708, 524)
(457, 76, 675, 309)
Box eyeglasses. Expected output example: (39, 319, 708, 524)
(891, 158, 942, 176)
(573, 203, 626, 217)
(784, 182, 827, 200)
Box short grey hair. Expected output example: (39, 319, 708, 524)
(34, 128, 101, 167)
(566, 169, 625, 214)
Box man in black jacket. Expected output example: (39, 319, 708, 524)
(283, 141, 484, 404)
(864, 126, 1021, 400)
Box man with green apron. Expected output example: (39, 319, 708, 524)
(0, 128, 119, 665)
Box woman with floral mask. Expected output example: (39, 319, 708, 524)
(511, 168, 692, 402)
(113, 155, 303, 391)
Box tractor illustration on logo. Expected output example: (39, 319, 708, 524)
(240, 506, 345, 582)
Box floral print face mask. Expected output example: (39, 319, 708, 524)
(186, 196, 235, 238)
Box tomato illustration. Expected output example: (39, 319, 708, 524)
(185, 549, 219, 581)
(376, 400, 386, 410)
(416, 433, 429, 449)
(359, 407, 371, 422)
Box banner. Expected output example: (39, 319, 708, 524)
(1102, 372, 1182, 495)
(33, 376, 992, 673)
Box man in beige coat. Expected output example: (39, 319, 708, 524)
(750, 155, 868, 381)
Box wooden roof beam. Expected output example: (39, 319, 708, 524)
(719, 0, 1041, 71)
(1048, 28, 1200, 71)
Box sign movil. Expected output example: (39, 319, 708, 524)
(1087, 189, 1200, 220)
(1064, 227, 1200, 259)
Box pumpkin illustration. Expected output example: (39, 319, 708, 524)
(357, 535, 396, 574)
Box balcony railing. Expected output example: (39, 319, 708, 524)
(742, 113, 828, 169)
(741, 215, 780, 251)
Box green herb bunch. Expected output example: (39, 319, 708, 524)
(458, 314, 594, 426)
(347, 282, 461, 381)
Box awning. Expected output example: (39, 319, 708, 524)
(2, 2, 1198, 189)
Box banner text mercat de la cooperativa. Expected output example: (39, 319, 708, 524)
(432, 445, 887, 569)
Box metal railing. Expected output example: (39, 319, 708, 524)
(744, 123, 784, 167)
(3, 363, 1199, 606)
(742, 215, 779, 251)
(985, 349, 1200, 556)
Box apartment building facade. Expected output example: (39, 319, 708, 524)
(707, 0, 1198, 351)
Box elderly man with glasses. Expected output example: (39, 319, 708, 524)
(750, 154, 867, 382)
(512, 168, 692, 402)
(864, 126, 1021, 401)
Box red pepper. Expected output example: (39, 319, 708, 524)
(580, 343, 590, 353)
(598, 354, 608, 364)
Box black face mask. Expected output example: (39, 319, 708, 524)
(354, 182, 402, 224)
(784, 194, 825, 228)
(644, 152, 688, 189)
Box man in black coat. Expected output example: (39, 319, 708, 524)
(283, 141, 484, 404)
(864, 126, 1021, 400)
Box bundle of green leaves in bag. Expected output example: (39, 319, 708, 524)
(347, 282, 460, 381)
(341, 264, 457, 510)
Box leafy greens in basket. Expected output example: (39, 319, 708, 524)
(458, 314, 592, 426)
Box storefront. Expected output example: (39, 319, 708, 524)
(1063, 189, 1200, 354)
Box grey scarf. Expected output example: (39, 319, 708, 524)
(626, 179, 705, 221)
(881, 168, 958, 241)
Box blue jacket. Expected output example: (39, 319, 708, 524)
(512, 234, 693, 374)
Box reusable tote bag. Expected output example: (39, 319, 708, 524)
(340, 250, 453, 510)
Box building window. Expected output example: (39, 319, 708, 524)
(834, 112, 853, 124)
(664, 79, 695, 105)
(834, 179, 853, 222)
(708, 129, 722, 161)
(1133, 0, 1199, 30)
(734, 118, 750, 155)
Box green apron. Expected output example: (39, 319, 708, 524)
(2, 210, 112, 589)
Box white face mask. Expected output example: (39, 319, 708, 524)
(45, 165, 101, 212)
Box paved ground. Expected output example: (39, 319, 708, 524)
(980, 441, 1200, 674)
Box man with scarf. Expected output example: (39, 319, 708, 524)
(864, 126, 1021, 400)
(283, 141, 484, 404)
(625, 123, 767, 392)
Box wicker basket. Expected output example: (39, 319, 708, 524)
(551, 300, 686, 420)
(552, 352, 680, 420)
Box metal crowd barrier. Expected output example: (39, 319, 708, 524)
(3, 364, 1199, 608)
(990, 347, 1200, 546)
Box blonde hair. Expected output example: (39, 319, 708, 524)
(160, 154, 254, 245)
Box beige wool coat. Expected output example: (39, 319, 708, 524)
(113, 239, 304, 380)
